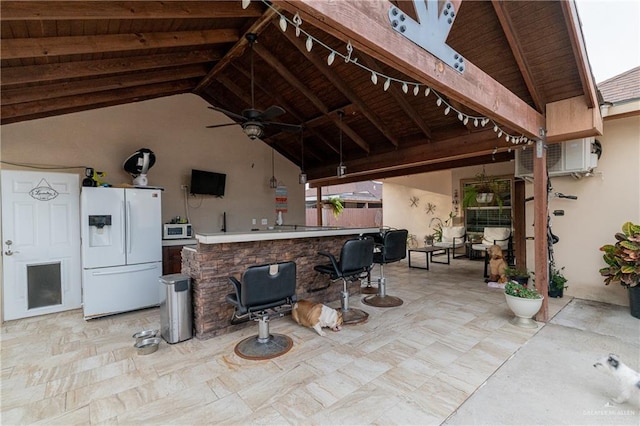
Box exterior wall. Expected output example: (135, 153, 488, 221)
(523, 108, 640, 307)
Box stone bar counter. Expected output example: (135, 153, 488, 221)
(182, 226, 380, 339)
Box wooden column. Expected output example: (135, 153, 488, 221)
(512, 179, 526, 268)
(533, 136, 549, 322)
(316, 186, 322, 225)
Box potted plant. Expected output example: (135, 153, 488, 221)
(549, 265, 568, 298)
(505, 266, 531, 286)
(599, 221, 640, 318)
(322, 196, 344, 218)
(504, 280, 543, 328)
(428, 211, 454, 243)
(462, 170, 504, 210)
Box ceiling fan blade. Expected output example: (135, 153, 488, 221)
(206, 122, 239, 129)
(208, 106, 247, 122)
(265, 121, 303, 132)
(259, 105, 286, 121)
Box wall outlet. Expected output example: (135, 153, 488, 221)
(261, 218, 268, 225)
(252, 218, 256, 225)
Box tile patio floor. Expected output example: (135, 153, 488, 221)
(1, 258, 635, 425)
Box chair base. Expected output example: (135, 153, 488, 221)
(341, 308, 369, 325)
(361, 284, 377, 294)
(361, 294, 403, 307)
(234, 333, 293, 360)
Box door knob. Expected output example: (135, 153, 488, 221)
(4, 240, 18, 256)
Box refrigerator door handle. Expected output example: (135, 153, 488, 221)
(126, 201, 132, 254)
(89, 264, 159, 276)
(120, 201, 126, 255)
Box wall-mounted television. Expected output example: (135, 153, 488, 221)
(190, 169, 226, 196)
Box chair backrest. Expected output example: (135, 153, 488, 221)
(482, 227, 511, 246)
(382, 229, 408, 262)
(240, 261, 296, 308)
(339, 238, 374, 275)
(442, 226, 466, 243)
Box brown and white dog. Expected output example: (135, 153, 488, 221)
(488, 244, 508, 284)
(594, 353, 640, 405)
(291, 299, 343, 336)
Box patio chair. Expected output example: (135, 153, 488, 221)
(434, 226, 467, 258)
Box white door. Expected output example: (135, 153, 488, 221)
(125, 188, 162, 265)
(1, 171, 82, 321)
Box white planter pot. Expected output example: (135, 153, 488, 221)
(476, 193, 494, 204)
(504, 293, 543, 328)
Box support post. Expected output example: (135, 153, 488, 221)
(533, 131, 549, 322)
(316, 186, 322, 226)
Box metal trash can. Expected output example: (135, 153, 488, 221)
(159, 274, 192, 344)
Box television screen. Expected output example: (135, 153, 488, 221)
(190, 169, 226, 196)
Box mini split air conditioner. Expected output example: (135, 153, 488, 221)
(515, 137, 599, 179)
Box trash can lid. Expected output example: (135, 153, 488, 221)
(159, 273, 191, 284)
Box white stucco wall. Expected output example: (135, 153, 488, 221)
(0, 94, 305, 233)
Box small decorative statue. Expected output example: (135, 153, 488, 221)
(488, 244, 508, 284)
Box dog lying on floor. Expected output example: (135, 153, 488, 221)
(594, 353, 640, 404)
(291, 299, 343, 336)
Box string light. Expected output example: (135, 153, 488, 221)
(258, 0, 530, 146)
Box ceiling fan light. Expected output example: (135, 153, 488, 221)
(243, 122, 263, 139)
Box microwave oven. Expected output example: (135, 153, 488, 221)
(163, 223, 192, 239)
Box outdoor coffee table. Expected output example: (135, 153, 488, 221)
(407, 246, 451, 270)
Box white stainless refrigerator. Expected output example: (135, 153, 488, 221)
(81, 187, 162, 319)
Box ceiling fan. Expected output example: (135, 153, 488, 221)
(207, 33, 301, 139)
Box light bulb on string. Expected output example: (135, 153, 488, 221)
(279, 15, 287, 32)
(474, 118, 479, 127)
(305, 36, 313, 52)
(444, 106, 450, 115)
(457, 112, 463, 121)
(242, 0, 250, 9)
(383, 78, 391, 91)
(424, 87, 431, 97)
(436, 98, 442, 106)
(493, 124, 498, 132)
(413, 84, 419, 96)
(463, 117, 469, 125)
(327, 51, 336, 65)
(371, 72, 378, 85)
(402, 82, 408, 93)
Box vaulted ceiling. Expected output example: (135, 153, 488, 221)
(0, 0, 600, 186)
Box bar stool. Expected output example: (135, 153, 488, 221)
(362, 229, 407, 308)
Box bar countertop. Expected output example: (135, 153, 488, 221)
(196, 226, 380, 244)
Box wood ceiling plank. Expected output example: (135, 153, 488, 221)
(1, 79, 196, 124)
(253, 42, 370, 154)
(194, 8, 277, 92)
(1, 29, 238, 59)
(277, 0, 544, 138)
(306, 128, 509, 181)
(0, 1, 263, 20)
(279, 22, 401, 148)
(1, 50, 220, 86)
(360, 55, 433, 140)
(2, 64, 208, 105)
(491, 0, 543, 112)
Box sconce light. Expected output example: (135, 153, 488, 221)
(337, 111, 346, 178)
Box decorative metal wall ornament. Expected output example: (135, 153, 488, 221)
(29, 178, 59, 201)
(409, 196, 420, 207)
(425, 202, 436, 215)
(388, 0, 465, 74)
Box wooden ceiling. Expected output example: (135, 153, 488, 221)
(0, 0, 597, 186)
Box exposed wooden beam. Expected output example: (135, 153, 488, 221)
(308, 152, 514, 187)
(2, 29, 238, 60)
(306, 128, 507, 181)
(277, 0, 544, 138)
(360, 55, 433, 140)
(253, 42, 370, 153)
(0, 50, 220, 87)
(2, 65, 208, 105)
(560, 0, 599, 109)
(280, 23, 401, 148)
(1, 79, 196, 124)
(215, 74, 253, 108)
(491, 0, 543, 112)
(0, 1, 264, 20)
(194, 8, 277, 93)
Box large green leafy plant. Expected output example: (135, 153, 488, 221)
(599, 221, 640, 287)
